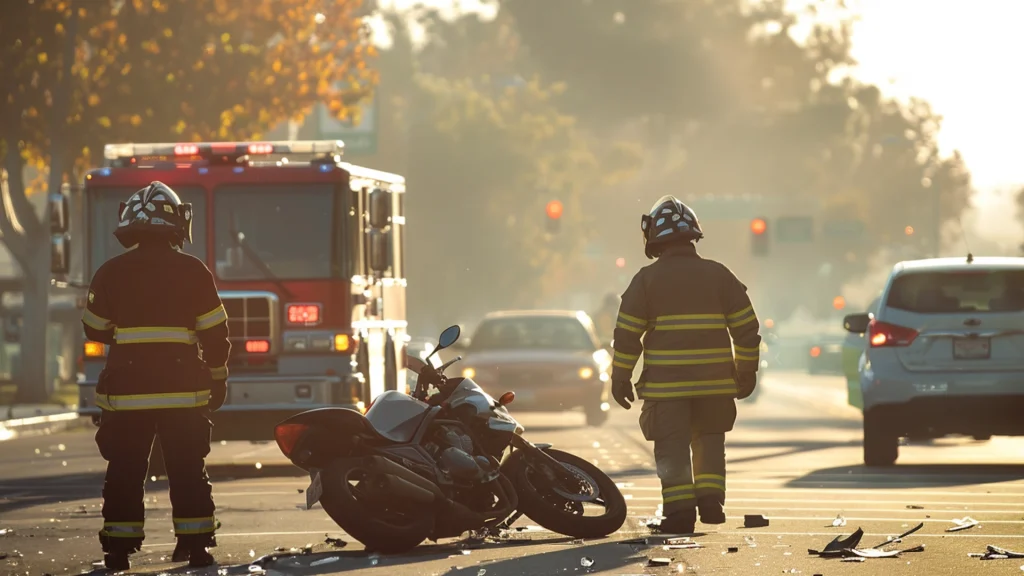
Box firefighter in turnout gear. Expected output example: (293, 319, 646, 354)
(610, 195, 761, 534)
(82, 182, 231, 570)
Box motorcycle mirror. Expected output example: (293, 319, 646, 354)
(437, 325, 461, 349)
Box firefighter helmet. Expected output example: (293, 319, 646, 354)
(641, 195, 703, 259)
(113, 181, 193, 249)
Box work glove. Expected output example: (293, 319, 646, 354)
(208, 377, 227, 412)
(612, 379, 635, 410)
(736, 370, 757, 400)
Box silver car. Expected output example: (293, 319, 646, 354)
(844, 256, 1024, 466)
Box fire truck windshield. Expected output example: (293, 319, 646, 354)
(88, 186, 207, 275)
(213, 183, 335, 281)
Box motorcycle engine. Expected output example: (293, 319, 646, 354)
(427, 426, 496, 483)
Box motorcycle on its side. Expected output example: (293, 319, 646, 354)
(273, 325, 627, 554)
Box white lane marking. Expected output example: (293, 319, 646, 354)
(623, 501, 1024, 514)
(624, 495, 1024, 508)
(625, 513, 1024, 524)
(612, 485, 1024, 497)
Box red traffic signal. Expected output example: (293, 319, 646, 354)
(546, 200, 563, 220)
(750, 218, 767, 235)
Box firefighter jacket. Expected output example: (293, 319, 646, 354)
(81, 243, 231, 411)
(611, 243, 761, 400)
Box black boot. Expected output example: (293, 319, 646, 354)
(654, 508, 696, 534)
(103, 551, 130, 571)
(171, 540, 216, 567)
(697, 496, 726, 525)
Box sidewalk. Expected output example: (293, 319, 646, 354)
(0, 402, 90, 440)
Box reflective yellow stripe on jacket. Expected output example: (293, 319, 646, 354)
(726, 306, 756, 328)
(113, 326, 197, 345)
(82, 308, 113, 331)
(95, 390, 211, 411)
(615, 312, 647, 334)
(613, 350, 640, 371)
(196, 304, 228, 331)
(637, 378, 736, 399)
(653, 313, 727, 331)
(644, 348, 734, 366)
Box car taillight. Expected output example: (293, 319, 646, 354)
(868, 319, 918, 347)
(809, 346, 821, 358)
(274, 422, 310, 458)
(287, 304, 321, 325)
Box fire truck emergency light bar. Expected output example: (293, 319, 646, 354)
(103, 140, 345, 164)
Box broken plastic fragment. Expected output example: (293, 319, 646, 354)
(743, 514, 770, 528)
(249, 549, 255, 558)
(987, 545, 1024, 559)
(648, 558, 672, 567)
(324, 536, 346, 547)
(310, 556, 340, 567)
(477, 570, 487, 576)
(841, 557, 866, 563)
(580, 556, 594, 567)
(727, 547, 738, 553)
(744, 535, 757, 547)
(947, 517, 980, 532)
(851, 548, 901, 558)
(870, 522, 923, 549)
(831, 513, 847, 527)
(247, 566, 266, 575)
(906, 504, 923, 510)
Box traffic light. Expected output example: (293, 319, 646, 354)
(545, 200, 563, 234)
(751, 217, 768, 256)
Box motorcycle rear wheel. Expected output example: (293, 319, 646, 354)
(319, 459, 434, 554)
(511, 448, 627, 539)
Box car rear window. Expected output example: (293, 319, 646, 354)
(886, 270, 1024, 313)
(471, 317, 596, 351)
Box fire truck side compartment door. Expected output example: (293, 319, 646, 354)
(368, 188, 392, 229)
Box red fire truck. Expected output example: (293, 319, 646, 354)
(48, 140, 408, 441)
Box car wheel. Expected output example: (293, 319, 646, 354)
(863, 409, 899, 466)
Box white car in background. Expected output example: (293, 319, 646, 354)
(843, 256, 1024, 466)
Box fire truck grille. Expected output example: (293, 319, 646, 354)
(223, 297, 271, 339)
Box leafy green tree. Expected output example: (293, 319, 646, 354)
(0, 0, 375, 402)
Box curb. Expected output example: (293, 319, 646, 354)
(0, 411, 92, 441)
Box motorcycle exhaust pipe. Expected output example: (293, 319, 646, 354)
(365, 473, 437, 507)
(361, 455, 446, 501)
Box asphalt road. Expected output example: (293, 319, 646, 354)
(2, 371, 1023, 575)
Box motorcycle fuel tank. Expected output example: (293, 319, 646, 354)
(365, 390, 430, 443)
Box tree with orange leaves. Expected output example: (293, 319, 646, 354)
(0, 0, 376, 402)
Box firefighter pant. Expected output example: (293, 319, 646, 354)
(95, 408, 217, 552)
(638, 397, 737, 516)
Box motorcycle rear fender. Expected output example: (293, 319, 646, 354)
(276, 407, 384, 469)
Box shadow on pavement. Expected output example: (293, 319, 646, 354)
(740, 417, 862, 430)
(443, 540, 647, 576)
(787, 464, 1024, 489)
(726, 439, 861, 466)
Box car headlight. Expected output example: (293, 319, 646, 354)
(578, 367, 594, 379)
(462, 367, 476, 379)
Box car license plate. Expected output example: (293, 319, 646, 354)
(953, 337, 990, 360)
(305, 469, 323, 510)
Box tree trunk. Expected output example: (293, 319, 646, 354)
(14, 242, 52, 404)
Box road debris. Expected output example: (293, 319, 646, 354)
(0, 528, 11, 536)
(831, 513, 847, 527)
(664, 543, 702, 550)
(743, 514, 770, 528)
(947, 517, 980, 532)
(906, 504, 923, 509)
(310, 556, 340, 567)
(841, 557, 866, 563)
(869, 522, 924, 548)
(850, 548, 900, 558)
(809, 522, 925, 560)
(974, 544, 1024, 560)
(580, 556, 595, 567)
(808, 527, 864, 557)
(324, 535, 347, 548)
(726, 547, 738, 553)
(744, 536, 757, 547)
(647, 557, 672, 567)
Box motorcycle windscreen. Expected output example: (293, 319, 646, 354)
(448, 378, 524, 434)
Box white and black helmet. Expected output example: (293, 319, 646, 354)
(641, 195, 703, 259)
(113, 181, 193, 249)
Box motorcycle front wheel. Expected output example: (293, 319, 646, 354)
(510, 448, 627, 539)
(319, 459, 434, 554)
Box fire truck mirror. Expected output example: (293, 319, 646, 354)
(368, 228, 390, 274)
(49, 191, 70, 234)
(51, 234, 71, 276)
(368, 188, 392, 229)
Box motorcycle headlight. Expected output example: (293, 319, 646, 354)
(462, 367, 476, 379)
(578, 367, 594, 379)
